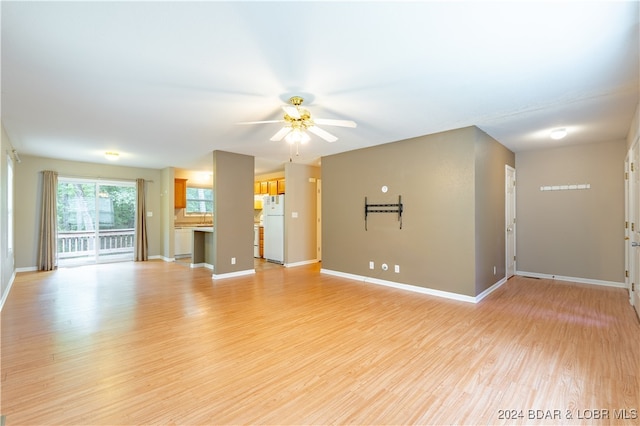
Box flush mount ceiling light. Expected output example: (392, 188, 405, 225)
(104, 151, 119, 160)
(550, 128, 567, 140)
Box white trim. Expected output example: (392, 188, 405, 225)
(320, 269, 506, 304)
(0, 271, 16, 312)
(285, 259, 319, 268)
(505, 165, 516, 279)
(191, 262, 213, 269)
(516, 271, 625, 288)
(476, 276, 508, 302)
(212, 269, 255, 280)
(20, 256, 186, 271)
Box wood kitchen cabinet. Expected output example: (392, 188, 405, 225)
(259, 226, 264, 258)
(175, 178, 187, 209)
(254, 179, 285, 195)
(268, 180, 278, 195)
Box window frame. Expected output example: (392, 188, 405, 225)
(185, 185, 214, 215)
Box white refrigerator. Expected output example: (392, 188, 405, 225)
(263, 194, 284, 264)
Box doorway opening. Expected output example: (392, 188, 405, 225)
(57, 178, 136, 266)
(506, 166, 516, 279)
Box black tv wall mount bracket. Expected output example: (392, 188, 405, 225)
(364, 195, 403, 231)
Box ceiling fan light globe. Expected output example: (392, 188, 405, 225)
(285, 128, 308, 144)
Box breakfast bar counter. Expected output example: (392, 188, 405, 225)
(192, 227, 213, 268)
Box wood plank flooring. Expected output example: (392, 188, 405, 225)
(1, 260, 638, 425)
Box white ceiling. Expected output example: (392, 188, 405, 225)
(2, 1, 638, 174)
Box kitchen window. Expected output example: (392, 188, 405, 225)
(186, 186, 213, 215)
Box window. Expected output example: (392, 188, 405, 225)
(57, 178, 136, 265)
(186, 186, 213, 215)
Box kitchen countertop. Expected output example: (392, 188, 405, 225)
(192, 227, 213, 232)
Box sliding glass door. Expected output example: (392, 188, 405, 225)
(57, 178, 136, 266)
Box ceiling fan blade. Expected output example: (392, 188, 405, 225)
(307, 125, 338, 142)
(282, 105, 300, 119)
(237, 120, 284, 125)
(313, 118, 357, 128)
(270, 127, 292, 142)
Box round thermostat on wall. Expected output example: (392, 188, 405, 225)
(381, 185, 388, 193)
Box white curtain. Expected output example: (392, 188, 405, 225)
(135, 178, 148, 261)
(38, 170, 58, 271)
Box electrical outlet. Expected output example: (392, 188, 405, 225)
(369, 261, 374, 270)
(394, 264, 400, 273)
(493, 266, 497, 275)
(231, 257, 236, 265)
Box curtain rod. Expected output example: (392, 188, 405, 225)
(55, 173, 154, 183)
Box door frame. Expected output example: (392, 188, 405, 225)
(57, 177, 137, 266)
(627, 137, 639, 311)
(316, 178, 322, 262)
(625, 151, 632, 306)
(505, 165, 516, 279)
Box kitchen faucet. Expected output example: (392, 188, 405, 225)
(201, 211, 212, 224)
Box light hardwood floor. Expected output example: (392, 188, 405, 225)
(1, 260, 638, 425)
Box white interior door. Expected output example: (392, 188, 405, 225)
(317, 179, 322, 261)
(506, 166, 516, 278)
(625, 153, 631, 302)
(629, 139, 639, 310)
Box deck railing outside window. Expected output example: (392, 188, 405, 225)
(57, 229, 135, 261)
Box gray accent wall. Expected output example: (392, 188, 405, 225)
(283, 163, 321, 265)
(475, 131, 517, 294)
(212, 150, 254, 275)
(161, 167, 174, 259)
(322, 126, 514, 298)
(515, 140, 627, 283)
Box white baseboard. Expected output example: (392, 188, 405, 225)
(16, 266, 38, 273)
(476, 276, 508, 302)
(285, 259, 319, 268)
(320, 269, 507, 304)
(0, 271, 16, 312)
(190, 262, 213, 269)
(516, 271, 625, 288)
(212, 269, 255, 280)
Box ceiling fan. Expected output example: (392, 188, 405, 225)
(238, 96, 357, 144)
